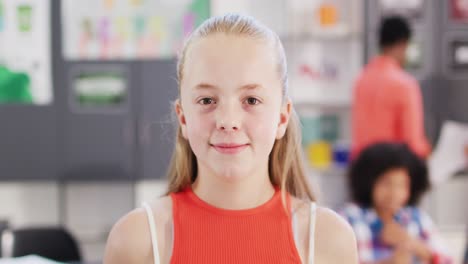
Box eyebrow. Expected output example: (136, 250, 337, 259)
(194, 83, 263, 91)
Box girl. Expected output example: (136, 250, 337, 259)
(104, 14, 357, 264)
(340, 143, 452, 264)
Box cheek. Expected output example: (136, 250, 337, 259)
(372, 185, 384, 203)
(372, 183, 390, 204)
(398, 186, 411, 202)
(248, 111, 278, 142)
(185, 113, 212, 144)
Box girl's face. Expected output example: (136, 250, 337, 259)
(372, 168, 411, 214)
(176, 33, 291, 181)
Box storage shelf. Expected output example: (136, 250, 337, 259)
(293, 98, 351, 110)
(281, 25, 362, 42)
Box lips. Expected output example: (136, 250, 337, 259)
(211, 143, 249, 154)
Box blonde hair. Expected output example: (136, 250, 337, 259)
(166, 13, 315, 202)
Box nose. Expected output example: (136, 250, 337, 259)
(216, 103, 240, 131)
(218, 120, 239, 131)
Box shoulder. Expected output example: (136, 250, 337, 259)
(315, 206, 359, 263)
(103, 207, 152, 264)
(290, 198, 358, 264)
(104, 196, 173, 264)
(391, 69, 419, 92)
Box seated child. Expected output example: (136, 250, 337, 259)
(340, 142, 452, 264)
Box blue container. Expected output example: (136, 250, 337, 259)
(332, 142, 350, 168)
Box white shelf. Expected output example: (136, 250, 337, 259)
(281, 28, 361, 42)
(293, 99, 351, 110)
(307, 164, 348, 177)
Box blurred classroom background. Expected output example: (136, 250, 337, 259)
(0, 0, 467, 263)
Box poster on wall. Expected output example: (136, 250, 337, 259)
(0, 0, 52, 105)
(61, 0, 210, 60)
(286, 41, 358, 107)
(210, 0, 288, 37)
(450, 0, 468, 22)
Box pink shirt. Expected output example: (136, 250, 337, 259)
(352, 55, 430, 158)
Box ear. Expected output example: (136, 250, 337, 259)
(276, 100, 292, 139)
(175, 99, 188, 139)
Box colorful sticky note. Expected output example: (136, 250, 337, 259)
(183, 12, 195, 38)
(116, 17, 130, 40)
(130, 0, 143, 6)
(133, 16, 146, 36)
(318, 3, 338, 27)
(17, 5, 33, 32)
(104, 0, 114, 10)
(149, 16, 163, 37)
(0, 0, 4, 32)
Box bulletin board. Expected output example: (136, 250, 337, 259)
(61, 0, 210, 60)
(0, 0, 52, 105)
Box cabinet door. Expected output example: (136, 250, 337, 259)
(59, 62, 137, 181)
(0, 106, 58, 180)
(138, 60, 179, 180)
(0, 0, 56, 180)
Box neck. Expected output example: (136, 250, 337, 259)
(192, 165, 275, 210)
(375, 207, 395, 223)
(381, 49, 403, 67)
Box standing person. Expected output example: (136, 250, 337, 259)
(352, 16, 430, 159)
(104, 14, 358, 264)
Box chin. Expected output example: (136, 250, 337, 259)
(387, 205, 404, 214)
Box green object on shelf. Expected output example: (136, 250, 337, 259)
(320, 114, 339, 142)
(74, 73, 126, 107)
(300, 115, 321, 146)
(0, 65, 33, 103)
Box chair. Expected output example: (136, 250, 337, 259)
(0, 220, 8, 257)
(1, 226, 81, 262)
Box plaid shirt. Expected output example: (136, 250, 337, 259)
(339, 203, 453, 264)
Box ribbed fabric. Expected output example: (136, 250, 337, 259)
(169, 186, 302, 264)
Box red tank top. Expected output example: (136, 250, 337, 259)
(169, 186, 302, 263)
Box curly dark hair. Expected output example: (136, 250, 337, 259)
(379, 16, 412, 49)
(348, 142, 430, 207)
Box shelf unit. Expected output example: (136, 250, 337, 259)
(210, 0, 365, 174)
(283, 1, 364, 174)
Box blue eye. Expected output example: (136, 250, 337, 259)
(246, 97, 260, 105)
(199, 98, 215, 105)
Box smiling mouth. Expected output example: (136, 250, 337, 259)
(210, 143, 249, 154)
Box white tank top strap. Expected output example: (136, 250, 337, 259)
(142, 202, 161, 264)
(309, 202, 317, 264)
(291, 207, 299, 247)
